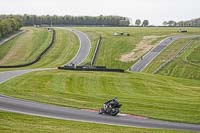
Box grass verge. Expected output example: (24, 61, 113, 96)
(144, 38, 191, 73)
(0, 111, 194, 133)
(157, 38, 200, 79)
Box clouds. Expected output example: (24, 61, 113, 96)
(0, 0, 199, 25)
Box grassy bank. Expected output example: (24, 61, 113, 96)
(0, 70, 200, 124)
(0, 28, 79, 71)
(0, 111, 194, 133)
(158, 38, 200, 79)
(77, 27, 200, 69)
(144, 38, 191, 73)
(27, 28, 79, 68)
(0, 27, 52, 65)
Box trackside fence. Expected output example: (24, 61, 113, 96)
(91, 35, 102, 66)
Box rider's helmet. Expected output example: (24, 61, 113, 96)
(113, 97, 118, 102)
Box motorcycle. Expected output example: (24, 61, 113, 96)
(99, 99, 122, 116)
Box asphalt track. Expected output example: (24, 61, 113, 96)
(130, 35, 200, 72)
(0, 31, 200, 132)
(64, 29, 91, 66)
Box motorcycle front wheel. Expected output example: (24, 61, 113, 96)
(110, 108, 119, 116)
(98, 108, 104, 114)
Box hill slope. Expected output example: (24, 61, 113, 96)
(77, 27, 200, 69)
(158, 38, 200, 79)
(144, 37, 200, 79)
(0, 27, 52, 65)
(0, 28, 79, 71)
(0, 70, 200, 124)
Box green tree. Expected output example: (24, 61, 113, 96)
(0, 17, 22, 39)
(168, 20, 176, 26)
(142, 20, 149, 27)
(163, 21, 168, 26)
(135, 19, 141, 26)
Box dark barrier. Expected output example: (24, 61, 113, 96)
(91, 35, 102, 66)
(0, 29, 55, 68)
(58, 66, 124, 73)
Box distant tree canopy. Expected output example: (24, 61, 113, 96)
(0, 17, 22, 38)
(162, 21, 168, 26)
(142, 20, 149, 27)
(0, 14, 130, 27)
(135, 19, 141, 26)
(162, 20, 176, 26)
(177, 18, 200, 27)
(164, 18, 200, 27)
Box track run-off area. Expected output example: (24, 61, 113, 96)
(0, 28, 200, 132)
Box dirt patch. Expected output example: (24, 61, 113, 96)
(143, 35, 166, 40)
(119, 35, 166, 62)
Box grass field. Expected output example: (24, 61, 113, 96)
(187, 39, 200, 64)
(0, 70, 200, 124)
(77, 27, 200, 69)
(0, 27, 79, 71)
(144, 38, 192, 73)
(0, 111, 193, 133)
(0, 27, 52, 65)
(157, 38, 200, 79)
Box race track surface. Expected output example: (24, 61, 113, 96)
(64, 29, 91, 65)
(130, 35, 200, 72)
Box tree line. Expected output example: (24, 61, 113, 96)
(163, 18, 200, 27)
(0, 14, 130, 27)
(0, 17, 22, 39)
(177, 18, 200, 27)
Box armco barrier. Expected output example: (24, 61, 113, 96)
(91, 35, 102, 66)
(0, 29, 55, 68)
(58, 66, 124, 73)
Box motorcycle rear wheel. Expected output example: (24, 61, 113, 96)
(110, 108, 119, 116)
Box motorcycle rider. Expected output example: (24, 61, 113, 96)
(103, 97, 119, 112)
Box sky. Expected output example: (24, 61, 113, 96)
(0, 0, 199, 25)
